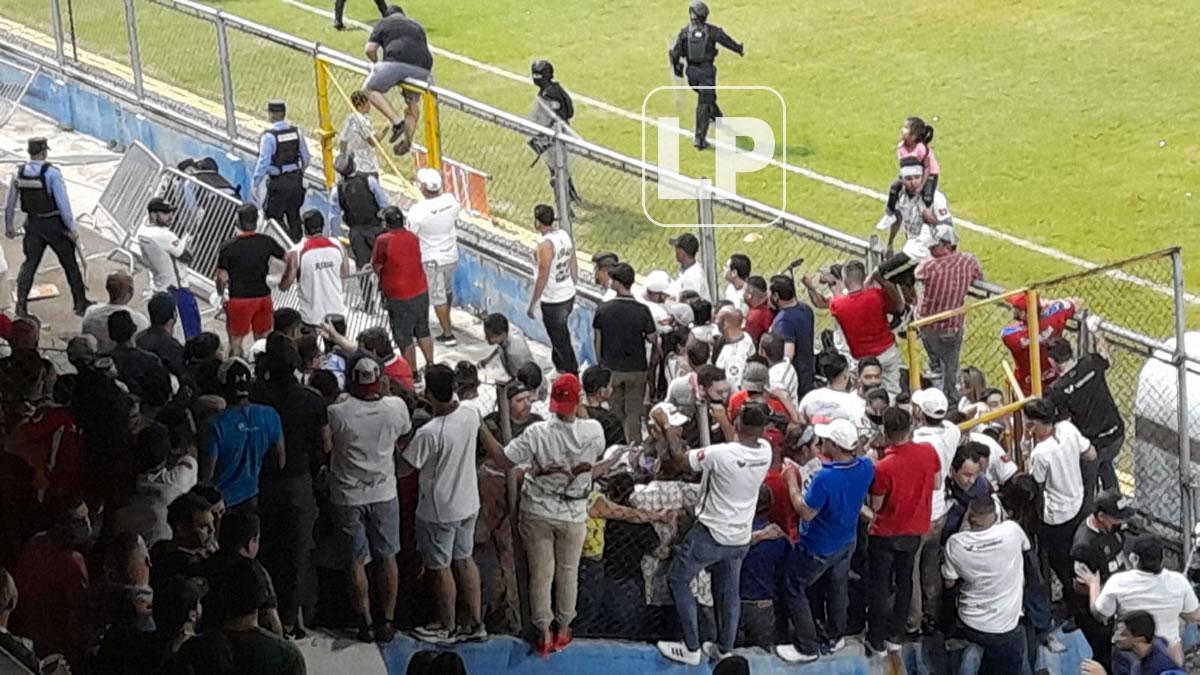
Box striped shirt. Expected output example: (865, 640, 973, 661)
(914, 251, 983, 333)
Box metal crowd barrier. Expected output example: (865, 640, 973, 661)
(0, 51, 37, 129)
(84, 141, 164, 265)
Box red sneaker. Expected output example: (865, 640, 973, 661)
(552, 628, 573, 652)
(534, 637, 554, 658)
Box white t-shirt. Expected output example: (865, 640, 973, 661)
(691, 324, 719, 345)
(538, 229, 576, 304)
(897, 190, 953, 261)
(504, 416, 606, 523)
(136, 223, 188, 291)
(970, 432, 1019, 489)
(328, 395, 413, 506)
(407, 193, 461, 266)
(715, 333, 755, 389)
(913, 421, 962, 523)
(402, 404, 481, 524)
(641, 297, 674, 334)
(768, 361, 799, 408)
(723, 282, 748, 313)
(1029, 420, 1090, 525)
(293, 235, 347, 325)
(1094, 569, 1200, 646)
(673, 262, 711, 302)
(687, 440, 772, 546)
(82, 303, 150, 353)
(942, 520, 1030, 633)
(799, 386, 865, 423)
(339, 112, 381, 175)
(601, 287, 617, 302)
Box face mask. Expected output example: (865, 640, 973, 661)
(866, 413, 883, 426)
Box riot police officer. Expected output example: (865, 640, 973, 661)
(252, 100, 311, 242)
(668, 0, 744, 150)
(3, 137, 93, 317)
(329, 152, 389, 271)
(529, 59, 581, 204)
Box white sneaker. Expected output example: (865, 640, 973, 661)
(775, 644, 820, 664)
(875, 213, 896, 231)
(701, 642, 729, 661)
(657, 641, 702, 666)
(1042, 633, 1067, 653)
(412, 623, 457, 644)
(826, 637, 846, 654)
(885, 640, 904, 653)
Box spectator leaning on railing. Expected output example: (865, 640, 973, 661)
(913, 225, 983, 400)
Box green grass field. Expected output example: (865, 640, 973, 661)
(2, 0, 1197, 313)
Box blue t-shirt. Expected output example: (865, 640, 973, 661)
(740, 516, 789, 601)
(770, 303, 815, 395)
(1129, 639, 1185, 675)
(799, 456, 875, 556)
(204, 403, 283, 507)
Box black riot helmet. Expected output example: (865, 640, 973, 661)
(531, 59, 555, 87)
(689, 0, 709, 23)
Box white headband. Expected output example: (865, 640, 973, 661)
(899, 164, 924, 178)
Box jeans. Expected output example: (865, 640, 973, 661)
(737, 599, 776, 648)
(519, 514, 587, 630)
(785, 541, 855, 654)
(1021, 548, 1054, 635)
(910, 515, 946, 631)
(608, 370, 647, 444)
(1081, 436, 1122, 515)
(867, 534, 920, 645)
(961, 625, 1027, 675)
(541, 298, 578, 375)
(667, 524, 747, 652)
(921, 329, 964, 402)
(1040, 511, 1082, 606)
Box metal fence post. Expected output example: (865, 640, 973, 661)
(214, 13, 239, 142)
(122, 0, 145, 99)
(1172, 250, 1193, 559)
(314, 57, 337, 189)
(422, 90, 441, 170)
(49, 0, 65, 65)
(696, 178, 719, 301)
(1026, 288, 1042, 398)
(867, 234, 881, 271)
(551, 138, 573, 237)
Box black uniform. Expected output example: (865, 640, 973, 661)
(336, 173, 385, 268)
(333, 0, 387, 29)
(1048, 353, 1124, 510)
(8, 160, 90, 315)
(1070, 518, 1128, 665)
(258, 120, 309, 242)
(532, 80, 582, 204)
(668, 20, 744, 148)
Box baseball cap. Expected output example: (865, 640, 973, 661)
(933, 224, 958, 246)
(266, 100, 286, 114)
(217, 357, 253, 388)
(549, 373, 581, 416)
(147, 197, 176, 214)
(1006, 293, 1028, 311)
(27, 137, 48, 155)
(669, 233, 700, 257)
(741, 361, 769, 393)
(333, 152, 356, 176)
(425, 364, 455, 404)
(667, 302, 694, 327)
(416, 167, 442, 192)
(814, 418, 859, 451)
(454, 361, 480, 388)
(352, 357, 382, 386)
(1095, 490, 1135, 519)
(644, 270, 672, 294)
(591, 251, 619, 266)
(650, 401, 689, 428)
(911, 388, 949, 419)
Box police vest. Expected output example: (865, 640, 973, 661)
(267, 126, 301, 171)
(338, 174, 380, 228)
(687, 24, 710, 63)
(15, 163, 59, 217)
(193, 169, 241, 199)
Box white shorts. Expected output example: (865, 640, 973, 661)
(424, 261, 456, 306)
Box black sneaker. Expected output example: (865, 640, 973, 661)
(435, 333, 458, 347)
(332, 21, 346, 30)
(865, 639, 887, 656)
(388, 121, 406, 144)
(355, 624, 374, 642)
(374, 621, 396, 643)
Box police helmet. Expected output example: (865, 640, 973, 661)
(689, 0, 709, 21)
(531, 59, 554, 84)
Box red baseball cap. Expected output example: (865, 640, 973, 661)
(1006, 293, 1028, 311)
(549, 373, 582, 416)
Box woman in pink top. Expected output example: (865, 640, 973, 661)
(882, 116, 941, 218)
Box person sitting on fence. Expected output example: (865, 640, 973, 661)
(215, 204, 287, 358)
(1000, 292, 1082, 396)
(280, 210, 348, 330)
(879, 157, 955, 309)
(363, 5, 434, 156)
(252, 101, 311, 242)
(136, 197, 202, 339)
(913, 225, 983, 400)
(338, 91, 387, 177)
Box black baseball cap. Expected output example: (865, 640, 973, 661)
(1095, 490, 1134, 519)
(266, 100, 286, 114)
(147, 197, 177, 214)
(670, 233, 700, 256)
(27, 137, 48, 155)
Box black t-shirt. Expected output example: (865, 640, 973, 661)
(369, 15, 433, 69)
(1070, 518, 1127, 587)
(192, 553, 279, 631)
(250, 378, 329, 481)
(1048, 354, 1124, 445)
(136, 326, 186, 376)
(593, 297, 655, 372)
(603, 520, 659, 580)
(167, 625, 304, 675)
(585, 404, 626, 448)
(110, 344, 164, 395)
(216, 233, 286, 298)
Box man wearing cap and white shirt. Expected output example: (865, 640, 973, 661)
(914, 225, 983, 399)
(908, 387, 960, 632)
(407, 166, 461, 346)
(328, 357, 413, 642)
(714, 305, 754, 389)
(798, 352, 866, 425)
(136, 197, 202, 339)
(657, 403, 773, 665)
(279, 209, 349, 328)
(776, 417, 874, 663)
(942, 496, 1032, 674)
(527, 203, 579, 375)
(481, 373, 606, 654)
(669, 233, 711, 302)
(641, 269, 676, 334)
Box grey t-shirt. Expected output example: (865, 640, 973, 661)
(499, 327, 535, 379)
(82, 302, 150, 353)
(328, 395, 412, 506)
(504, 416, 605, 523)
(402, 404, 481, 523)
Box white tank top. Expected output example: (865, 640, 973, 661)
(539, 229, 576, 304)
(296, 236, 347, 325)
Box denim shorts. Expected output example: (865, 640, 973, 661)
(415, 513, 477, 569)
(330, 498, 401, 564)
(385, 293, 431, 350)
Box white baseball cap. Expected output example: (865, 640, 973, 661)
(666, 302, 694, 327)
(416, 167, 442, 192)
(912, 388, 949, 419)
(651, 401, 689, 428)
(644, 270, 671, 294)
(814, 418, 859, 451)
(933, 224, 958, 246)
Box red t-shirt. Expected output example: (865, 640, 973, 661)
(745, 304, 775, 344)
(869, 441, 940, 537)
(372, 229, 428, 300)
(727, 390, 787, 421)
(384, 355, 415, 392)
(828, 287, 894, 358)
(11, 534, 89, 667)
(763, 466, 800, 543)
(1001, 300, 1076, 395)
